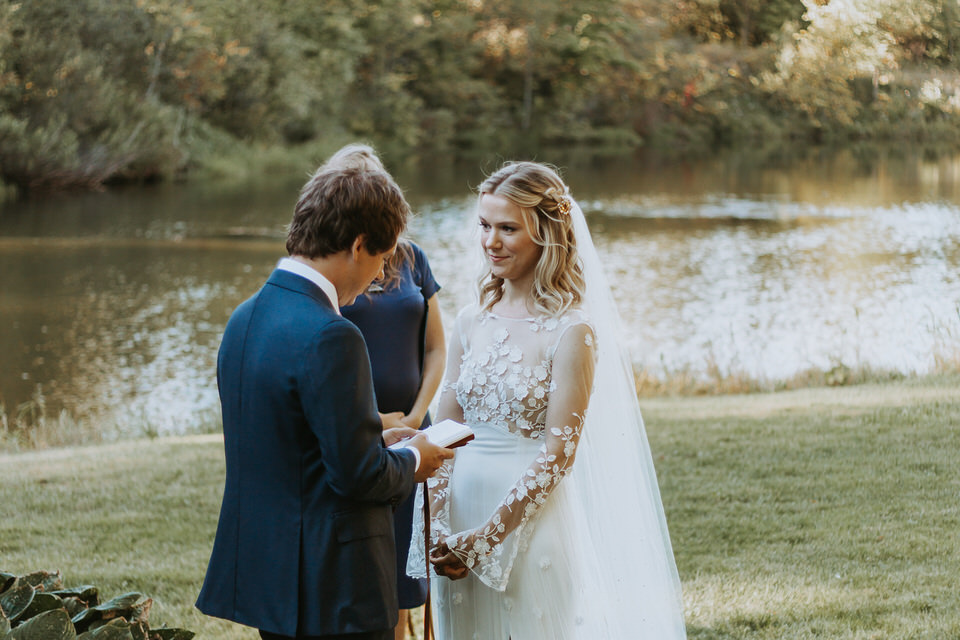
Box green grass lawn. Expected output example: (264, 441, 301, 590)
(646, 374, 960, 639)
(2, 375, 958, 639)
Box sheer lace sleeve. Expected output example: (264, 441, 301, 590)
(406, 310, 468, 577)
(429, 310, 469, 543)
(445, 321, 596, 582)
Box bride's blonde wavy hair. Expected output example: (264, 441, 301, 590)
(477, 161, 585, 316)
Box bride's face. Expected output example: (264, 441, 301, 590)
(478, 194, 542, 283)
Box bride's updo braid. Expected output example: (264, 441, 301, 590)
(477, 161, 585, 316)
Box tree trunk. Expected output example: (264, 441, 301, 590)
(522, 58, 533, 130)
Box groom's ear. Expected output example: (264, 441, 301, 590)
(350, 235, 366, 260)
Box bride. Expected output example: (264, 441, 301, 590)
(408, 161, 686, 639)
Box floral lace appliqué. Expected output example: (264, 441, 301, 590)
(454, 312, 573, 439)
(416, 309, 597, 590)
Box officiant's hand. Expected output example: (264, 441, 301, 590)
(382, 426, 418, 447)
(409, 433, 455, 482)
(399, 413, 424, 429)
(430, 542, 469, 580)
(379, 411, 407, 430)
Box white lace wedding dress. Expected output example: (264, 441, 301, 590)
(408, 303, 687, 639)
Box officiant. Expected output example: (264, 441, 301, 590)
(328, 143, 447, 640)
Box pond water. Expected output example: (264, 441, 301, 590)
(1, 146, 959, 437)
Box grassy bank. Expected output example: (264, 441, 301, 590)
(2, 375, 958, 639)
(650, 374, 960, 639)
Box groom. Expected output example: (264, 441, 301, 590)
(196, 166, 454, 640)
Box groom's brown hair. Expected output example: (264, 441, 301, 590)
(286, 166, 409, 259)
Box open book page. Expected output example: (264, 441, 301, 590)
(388, 419, 474, 449)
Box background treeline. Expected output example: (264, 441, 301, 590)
(2, 0, 959, 190)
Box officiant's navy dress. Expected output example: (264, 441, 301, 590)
(342, 241, 440, 609)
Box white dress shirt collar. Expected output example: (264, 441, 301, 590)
(276, 257, 341, 315)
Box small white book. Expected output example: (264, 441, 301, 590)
(389, 419, 475, 450)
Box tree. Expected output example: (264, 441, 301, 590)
(0, 1, 183, 188)
(760, 0, 897, 127)
(880, 0, 960, 66)
(667, 0, 805, 45)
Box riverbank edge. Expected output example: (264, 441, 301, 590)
(638, 371, 960, 420)
(3, 372, 958, 456)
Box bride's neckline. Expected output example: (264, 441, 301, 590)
(485, 299, 536, 320)
(483, 303, 583, 322)
(485, 310, 537, 321)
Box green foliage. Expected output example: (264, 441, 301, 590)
(883, 0, 960, 66)
(2, 0, 960, 190)
(0, 1, 192, 188)
(669, 0, 806, 45)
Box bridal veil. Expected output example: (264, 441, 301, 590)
(562, 197, 686, 637)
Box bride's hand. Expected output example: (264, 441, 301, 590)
(430, 542, 469, 580)
(446, 528, 492, 561)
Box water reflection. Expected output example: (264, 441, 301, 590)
(1, 147, 959, 437)
(0, 240, 280, 436)
(589, 202, 960, 381)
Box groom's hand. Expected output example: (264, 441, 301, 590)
(430, 543, 469, 580)
(409, 433, 454, 482)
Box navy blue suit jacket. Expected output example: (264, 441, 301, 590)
(196, 268, 417, 637)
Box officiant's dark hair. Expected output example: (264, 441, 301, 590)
(286, 166, 409, 259)
(316, 143, 415, 290)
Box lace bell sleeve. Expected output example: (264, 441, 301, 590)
(407, 312, 467, 578)
(445, 322, 596, 584)
(425, 326, 466, 544)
